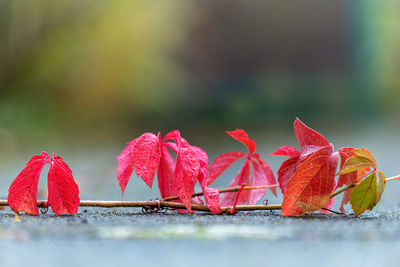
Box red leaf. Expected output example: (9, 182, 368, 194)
(226, 129, 257, 154)
(337, 147, 358, 189)
(282, 146, 338, 216)
(207, 151, 246, 186)
(47, 154, 80, 215)
(276, 156, 299, 194)
(321, 180, 336, 214)
(174, 139, 201, 212)
(298, 145, 324, 163)
(132, 133, 161, 188)
(163, 130, 181, 145)
(294, 118, 329, 148)
(157, 146, 177, 198)
(164, 142, 178, 153)
(270, 145, 300, 157)
(8, 152, 50, 215)
(247, 160, 268, 205)
(251, 153, 277, 196)
(193, 146, 222, 214)
(220, 160, 251, 206)
(116, 139, 137, 197)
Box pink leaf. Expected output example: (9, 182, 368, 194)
(270, 145, 300, 157)
(116, 139, 137, 197)
(247, 160, 268, 205)
(220, 160, 251, 206)
(47, 154, 80, 215)
(193, 146, 222, 215)
(8, 152, 50, 215)
(157, 146, 177, 198)
(164, 142, 178, 153)
(163, 130, 181, 145)
(294, 118, 329, 148)
(207, 151, 247, 186)
(174, 139, 201, 212)
(226, 129, 257, 154)
(251, 153, 277, 196)
(132, 133, 161, 188)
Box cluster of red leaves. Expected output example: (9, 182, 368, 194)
(208, 130, 276, 207)
(116, 130, 222, 214)
(272, 118, 383, 216)
(7, 119, 385, 217)
(8, 152, 80, 215)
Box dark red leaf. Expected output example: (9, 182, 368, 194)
(270, 145, 300, 157)
(8, 152, 50, 215)
(294, 118, 329, 148)
(47, 154, 80, 215)
(132, 133, 161, 188)
(226, 129, 257, 154)
(116, 139, 137, 197)
(207, 151, 246, 186)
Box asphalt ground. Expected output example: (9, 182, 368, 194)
(0, 207, 399, 267)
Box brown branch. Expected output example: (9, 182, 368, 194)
(162, 184, 279, 202)
(0, 199, 282, 213)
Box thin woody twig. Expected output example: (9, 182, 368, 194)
(0, 199, 282, 213)
(162, 184, 279, 202)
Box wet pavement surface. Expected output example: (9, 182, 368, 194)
(0, 207, 400, 267)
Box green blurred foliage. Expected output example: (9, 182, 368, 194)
(0, 0, 399, 148)
(0, 0, 191, 137)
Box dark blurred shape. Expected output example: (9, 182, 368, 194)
(186, 0, 349, 77)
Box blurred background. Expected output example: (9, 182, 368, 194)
(0, 0, 399, 206)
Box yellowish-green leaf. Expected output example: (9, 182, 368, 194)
(350, 171, 385, 216)
(339, 148, 377, 175)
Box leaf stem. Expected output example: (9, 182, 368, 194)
(162, 184, 279, 202)
(329, 174, 400, 199)
(329, 183, 355, 199)
(230, 184, 246, 214)
(385, 175, 400, 182)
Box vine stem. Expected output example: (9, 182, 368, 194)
(0, 199, 281, 213)
(162, 184, 279, 201)
(329, 174, 400, 199)
(385, 175, 400, 182)
(0, 176, 397, 214)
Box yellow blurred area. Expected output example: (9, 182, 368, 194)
(1, 0, 191, 132)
